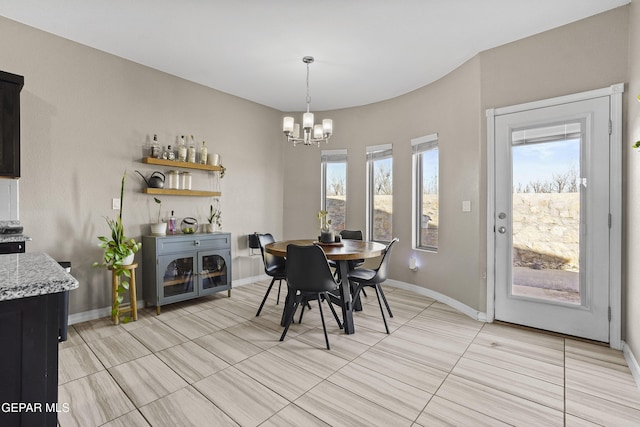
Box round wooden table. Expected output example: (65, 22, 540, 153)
(265, 239, 386, 334)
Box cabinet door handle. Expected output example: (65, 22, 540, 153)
(194, 240, 200, 246)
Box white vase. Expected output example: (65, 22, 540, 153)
(122, 252, 135, 265)
(150, 222, 167, 235)
(205, 223, 215, 233)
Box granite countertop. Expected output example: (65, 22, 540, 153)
(0, 252, 79, 301)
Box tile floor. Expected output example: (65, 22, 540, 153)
(57, 281, 640, 426)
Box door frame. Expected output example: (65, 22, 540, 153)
(486, 83, 623, 349)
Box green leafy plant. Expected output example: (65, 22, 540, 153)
(92, 171, 142, 322)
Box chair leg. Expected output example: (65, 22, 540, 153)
(298, 296, 307, 323)
(361, 288, 368, 298)
(276, 279, 282, 305)
(373, 284, 390, 334)
(377, 284, 393, 318)
(256, 277, 276, 316)
(280, 300, 300, 342)
(324, 292, 343, 329)
(317, 295, 330, 350)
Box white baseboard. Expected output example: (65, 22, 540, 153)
(623, 340, 640, 392)
(67, 274, 270, 325)
(385, 279, 487, 322)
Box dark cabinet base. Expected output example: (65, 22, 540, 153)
(0, 292, 64, 427)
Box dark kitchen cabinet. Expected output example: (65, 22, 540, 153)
(0, 70, 23, 178)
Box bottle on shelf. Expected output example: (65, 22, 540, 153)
(168, 211, 177, 234)
(162, 145, 176, 161)
(151, 134, 162, 159)
(200, 141, 208, 165)
(177, 135, 188, 162)
(187, 135, 197, 163)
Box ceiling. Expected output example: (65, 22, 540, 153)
(0, 0, 630, 112)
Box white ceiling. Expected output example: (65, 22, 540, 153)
(0, 0, 630, 111)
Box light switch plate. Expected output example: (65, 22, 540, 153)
(462, 200, 471, 212)
(112, 198, 121, 210)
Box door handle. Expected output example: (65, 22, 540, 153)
(498, 226, 507, 234)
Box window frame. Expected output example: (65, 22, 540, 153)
(366, 143, 393, 243)
(321, 149, 348, 231)
(412, 133, 439, 251)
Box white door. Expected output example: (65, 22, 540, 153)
(493, 96, 612, 342)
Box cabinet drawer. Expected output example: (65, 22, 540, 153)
(157, 234, 230, 254)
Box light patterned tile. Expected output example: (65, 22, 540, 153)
(327, 362, 432, 420)
(194, 329, 263, 365)
(108, 354, 188, 407)
(215, 298, 261, 319)
(59, 325, 84, 350)
(160, 312, 220, 340)
(225, 321, 283, 349)
(118, 311, 162, 331)
(262, 404, 330, 427)
(101, 410, 150, 427)
(294, 327, 370, 358)
(564, 413, 604, 426)
(267, 338, 350, 378)
(565, 338, 628, 366)
(436, 375, 563, 426)
(57, 370, 135, 427)
(73, 316, 122, 342)
(128, 322, 188, 352)
(566, 388, 640, 425)
(295, 380, 414, 426)
(140, 386, 237, 427)
(156, 341, 229, 383)
(373, 335, 461, 372)
(192, 306, 248, 329)
(416, 396, 511, 427)
(353, 347, 448, 393)
(452, 356, 563, 410)
(194, 367, 288, 426)
(236, 351, 323, 401)
(392, 324, 473, 356)
(58, 343, 104, 384)
(86, 331, 151, 368)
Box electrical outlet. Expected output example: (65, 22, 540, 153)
(112, 198, 121, 210)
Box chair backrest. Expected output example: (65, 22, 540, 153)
(340, 229, 363, 240)
(258, 233, 285, 274)
(286, 244, 338, 293)
(372, 238, 399, 283)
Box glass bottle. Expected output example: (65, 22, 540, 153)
(177, 135, 187, 162)
(151, 134, 162, 159)
(200, 141, 208, 164)
(168, 210, 177, 234)
(162, 145, 175, 160)
(187, 135, 197, 163)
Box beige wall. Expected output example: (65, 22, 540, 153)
(0, 16, 284, 315)
(283, 6, 629, 314)
(626, 1, 640, 359)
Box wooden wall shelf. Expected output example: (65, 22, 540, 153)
(143, 188, 221, 197)
(142, 157, 222, 172)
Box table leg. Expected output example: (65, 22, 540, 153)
(280, 284, 294, 326)
(338, 261, 355, 334)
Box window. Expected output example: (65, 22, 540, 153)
(412, 134, 439, 250)
(321, 149, 347, 232)
(366, 144, 393, 242)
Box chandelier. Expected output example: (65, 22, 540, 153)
(282, 56, 333, 147)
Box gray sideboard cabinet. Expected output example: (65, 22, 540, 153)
(142, 233, 231, 314)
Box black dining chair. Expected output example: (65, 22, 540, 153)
(280, 243, 343, 350)
(348, 238, 398, 334)
(331, 229, 367, 297)
(255, 233, 287, 317)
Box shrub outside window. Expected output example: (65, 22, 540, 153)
(366, 144, 393, 242)
(321, 149, 347, 232)
(412, 134, 439, 251)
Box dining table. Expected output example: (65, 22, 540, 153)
(265, 238, 386, 334)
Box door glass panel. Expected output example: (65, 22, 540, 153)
(201, 253, 227, 290)
(162, 256, 194, 298)
(510, 122, 582, 305)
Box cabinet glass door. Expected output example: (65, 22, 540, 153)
(199, 251, 229, 294)
(158, 254, 197, 301)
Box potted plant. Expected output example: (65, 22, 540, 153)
(317, 210, 334, 243)
(206, 201, 221, 232)
(150, 197, 167, 235)
(93, 171, 142, 321)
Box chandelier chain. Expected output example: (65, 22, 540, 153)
(306, 62, 311, 112)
